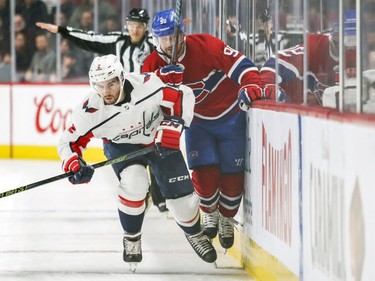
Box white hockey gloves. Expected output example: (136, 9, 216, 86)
(62, 153, 94, 184)
(154, 116, 184, 158)
(156, 64, 184, 86)
(237, 84, 262, 111)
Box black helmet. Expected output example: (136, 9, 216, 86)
(126, 8, 150, 23)
(259, 8, 271, 23)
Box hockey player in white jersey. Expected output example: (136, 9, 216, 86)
(37, 8, 168, 214)
(57, 54, 217, 270)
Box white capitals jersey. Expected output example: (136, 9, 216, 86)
(58, 73, 195, 161)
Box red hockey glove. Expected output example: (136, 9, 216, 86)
(156, 64, 184, 86)
(263, 84, 287, 102)
(237, 84, 262, 111)
(62, 153, 94, 185)
(154, 116, 184, 158)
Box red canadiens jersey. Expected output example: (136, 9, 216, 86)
(142, 34, 260, 120)
(260, 33, 344, 104)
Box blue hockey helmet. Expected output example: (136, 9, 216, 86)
(151, 9, 184, 37)
(332, 9, 356, 42)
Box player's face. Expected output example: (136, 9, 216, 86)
(157, 34, 185, 58)
(94, 77, 122, 105)
(127, 21, 147, 44)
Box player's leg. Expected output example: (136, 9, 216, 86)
(147, 151, 217, 263)
(185, 121, 221, 239)
(191, 166, 220, 238)
(216, 110, 246, 249)
(104, 142, 149, 265)
(148, 170, 168, 212)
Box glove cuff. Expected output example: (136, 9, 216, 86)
(63, 153, 80, 173)
(163, 115, 185, 127)
(238, 84, 262, 93)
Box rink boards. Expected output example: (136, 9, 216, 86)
(0, 84, 105, 162)
(241, 103, 375, 281)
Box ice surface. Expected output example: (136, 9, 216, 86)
(0, 159, 253, 281)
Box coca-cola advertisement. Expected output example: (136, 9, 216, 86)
(12, 84, 90, 145)
(2, 84, 103, 161)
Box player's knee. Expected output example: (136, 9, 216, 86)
(118, 164, 149, 215)
(220, 172, 244, 196)
(166, 193, 200, 227)
(192, 165, 221, 198)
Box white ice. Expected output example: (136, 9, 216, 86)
(0, 159, 254, 281)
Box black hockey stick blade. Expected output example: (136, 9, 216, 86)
(0, 146, 155, 199)
(171, 0, 183, 65)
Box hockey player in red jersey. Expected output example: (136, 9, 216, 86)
(260, 33, 339, 105)
(142, 9, 263, 249)
(260, 10, 356, 106)
(57, 54, 217, 270)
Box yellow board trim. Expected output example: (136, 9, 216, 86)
(0, 145, 11, 158)
(0, 145, 106, 163)
(213, 226, 298, 281)
(241, 234, 298, 281)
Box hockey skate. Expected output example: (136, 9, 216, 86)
(123, 232, 142, 272)
(202, 209, 219, 239)
(185, 230, 217, 263)
(218, 215, 234, 249)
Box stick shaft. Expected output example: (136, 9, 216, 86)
(171, 0, 183, 64)
(0, 146, 155, 199)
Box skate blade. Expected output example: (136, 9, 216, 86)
(128, 262, 138, 273)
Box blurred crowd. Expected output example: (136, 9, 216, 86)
(0, 0, 122, 82)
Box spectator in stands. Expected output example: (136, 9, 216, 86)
(60, 38, 86, 78)
(50, 0, 75, 23)
(67, 0, 116, 31)
(61, 51, 82, 81)
(24, 34, 56, 82)
(0, 18, 10, 57)
(16, 0, 48, 33)
(101, 16, 121, 33)
(15, 32, 33, 81)
(53, 10, 69, 27)
(78, 10, 94, 31)
(0, 0, 10, 33)
(0, 51, 11, 82)
(14, 14, 37, 53)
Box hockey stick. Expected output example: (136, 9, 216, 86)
(171, 0, 183, 65)
(0, 146, 155, 199)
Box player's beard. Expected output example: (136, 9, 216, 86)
(103, 95, 116, 105)
(103, 88, 124, 105)
(164, 47, 173, 58)
(162, 41, 185, 60)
